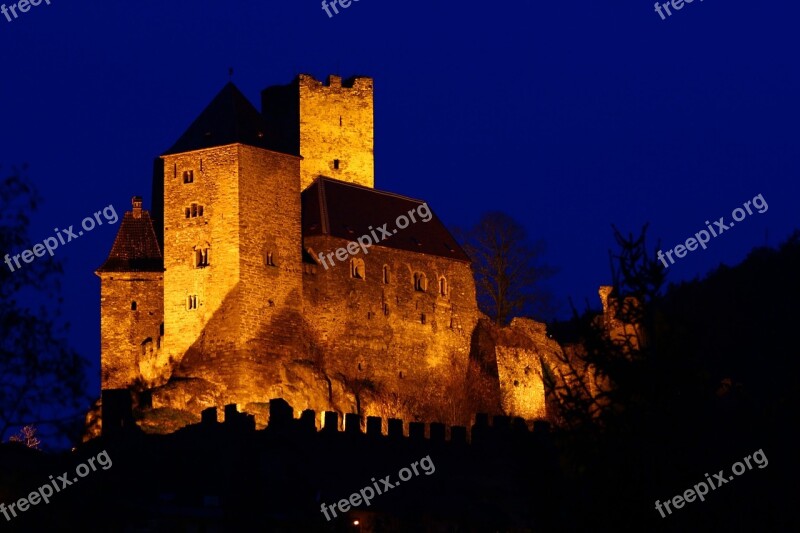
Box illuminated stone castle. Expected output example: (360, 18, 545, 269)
(96, 74, 566, 432)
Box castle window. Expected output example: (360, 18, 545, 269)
(439, 277, 448, 297)
(382, 265, 390, 284)
(382, 302, 389, 316)
(413, 272, 427, 292)
(187, 295, 198, 310)
(420, 313, 426, 324)
(266, 252, 276, 267)
(173, 164, 177, 179)
(183, 170, 194, 184)
(339, 116, 342, 127)
(186, 204, 205, 218)
(131, 301, 137, 311)
(195, 248, 210, 268)
(351, 258, 365, 279)
(333, 159, 340, 170)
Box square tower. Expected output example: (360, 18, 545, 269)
(262, 74, 375, 191)
(159, 83, 302, 375)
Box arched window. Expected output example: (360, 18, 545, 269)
(413, 272, 427, 292)
(382, 265, 390, 284)
(351, 258, 366, 279)
(439, 276, 448, 297)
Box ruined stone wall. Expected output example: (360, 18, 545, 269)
(297, 74, 374, 190)
(303, 235, 479, 422)
(98, 272, 163, 389)
(160, 146, 242, 371)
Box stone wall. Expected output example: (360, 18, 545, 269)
(98, 271, 163, 389)
(160, 145, 242, 371)
(302, 234, 479, 424)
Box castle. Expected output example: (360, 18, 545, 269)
(96, 74, 571, 432)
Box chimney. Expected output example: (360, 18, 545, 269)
(132, 196, 143, 219)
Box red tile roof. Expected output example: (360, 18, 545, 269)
(97, 208, 163, 273)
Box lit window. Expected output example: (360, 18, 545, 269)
(351, 258, 365, 279)
(183, 170, 194, 184)
(195, 248, 209, 268)
(266, 252, 276, 267)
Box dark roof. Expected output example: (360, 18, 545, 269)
(163, 82, 272, 155)
(97, 209, 164, 273)
(302, 177, 470, 262)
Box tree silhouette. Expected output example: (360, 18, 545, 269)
(0, 165, 88, 446)
(455, 212, 556, 325)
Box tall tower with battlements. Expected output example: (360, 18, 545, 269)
(262, 74, 375, 190)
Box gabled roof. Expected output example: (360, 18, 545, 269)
(302, 177, 470, 262)
(97, 202, 163, 273)
(163, 82, 271, 155)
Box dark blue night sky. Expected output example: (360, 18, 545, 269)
(1, 0, 798, 396)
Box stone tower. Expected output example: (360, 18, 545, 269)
(262, 74, 374, 191)
(159, 83, 303, 394)
(96, 196, 164, 389)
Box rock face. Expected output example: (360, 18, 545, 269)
(96, 74, 584, 434)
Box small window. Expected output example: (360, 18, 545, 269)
(186, 204, 205, 218)
(333, 159, 340, 170)
(413, 272, 427, 292)
(187, 295, 198, 310)
(439, 277, 448, 297)
(420, 313, 426, 324)
(195, 248, 209, 268)
(131, 301, 137, 311)
(183, 170, 194, 184)
(351, 258, 365, 279)
(266, 252, 276, 267)
(382, 302, 389, 316)
(382, 265, 390, 284)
